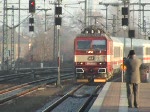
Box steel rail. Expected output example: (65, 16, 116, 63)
(78, 83, 105, 112)
(42, 84, 85, 112)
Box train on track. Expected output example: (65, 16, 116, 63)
(74, 25, 150, 83)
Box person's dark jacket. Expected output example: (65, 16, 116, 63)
(125, 57, 142, 84)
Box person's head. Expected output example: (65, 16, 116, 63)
(128, 50, 136, 58)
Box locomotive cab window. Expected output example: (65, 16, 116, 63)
(77, 40, 91, 50)
(77, 40, 106, 50)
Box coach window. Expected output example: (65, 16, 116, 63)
(114, 47, 121, 57)
(134, 47, 143, 55)
(146, 47, 150, 55)
(92, 40, 106, 50)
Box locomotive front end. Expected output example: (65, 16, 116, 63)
(74, 30, 113, 83)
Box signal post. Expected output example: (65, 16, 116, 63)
(29, 0, 35, 32)
(29, 0, 35, 75)
(54, 1, 62, 86)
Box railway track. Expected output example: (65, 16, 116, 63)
(37, 83, 105, 112)
(0, 76, 56, 104)
(0, 67, 121, 112)
(0, 72, 74, 105)
(0, 67, 74, 91)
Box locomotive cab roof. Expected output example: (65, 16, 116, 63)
(76, 25, 111, 40)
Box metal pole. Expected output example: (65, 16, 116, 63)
(2, 0, 8, 70)
(84, 0, 87, 28)
(94, 17, 96, 26)
(131, 38, 133, 49)
(122, 0, 127, 83)
(17, 0, 21, 72)
(123, 28, 126, 83)
(53, 3, 57, 62)
(123, 30, 126, 57)
(31, 34, 34, 77)
(142, 4, 145, 32)
(11, 5, 15, 70)
(127, 0, 133, 49)
(2, 0, 6, 70)
(127, 0, 130, 28)
(57, 0, 61, 86)
(122, 70, 124, 82)
(105, 5, 109, 31)
(57, 26, 61, 86)
(132, 5, 135, 27)
(122, 34, 125, 82)
(138, 0, 141, 38)
(44, 0, 47, 32)
(112, 15, 116, 36)
(123, 1, 126, 58)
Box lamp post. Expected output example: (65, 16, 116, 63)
(122, 25, 127, 82)
(84, 0, 87, 28)
(122, 26, 127, 57)
(105, 4, 109, 31)
(121, 0, 129, 82)
(17, 0, 21, 72)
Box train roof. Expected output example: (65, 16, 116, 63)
(110, 37, 150, 47)
(110, 36, 123, 43)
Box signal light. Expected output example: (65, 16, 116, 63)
(55, 7, 62, 15)
(122, 7, 128, 15)
(29, 17, 34, 32)
(55, 17, 62, 25)
(29, 17, 34, 24)
(29, 0, 35, 13)
(55, 6, 62, 26)
(29, 25, 34, 32)
(128, 30, 135, 38)
(122, 18, 128, 26)
(121, 6, 128, 27)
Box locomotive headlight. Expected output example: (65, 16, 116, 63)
(97, 29, 101, 33)
(99, 62, 102, 65)
(77, 62, 84, 65)
(91, 29, 94, 33)
(87, 50, 93, 54)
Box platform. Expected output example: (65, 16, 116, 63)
(89, 82, 150, 112)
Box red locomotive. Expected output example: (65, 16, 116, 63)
(74, 26, 150, 83)
(74, 26, 123, 82)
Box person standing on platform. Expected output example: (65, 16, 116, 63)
(124, 50, 142, 108)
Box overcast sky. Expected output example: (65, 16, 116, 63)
(0, 0, 150, 29)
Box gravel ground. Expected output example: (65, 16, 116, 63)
(52, 85, 97, 112)
(0, 79, 77, 112)
(52, 97, 88, 112)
